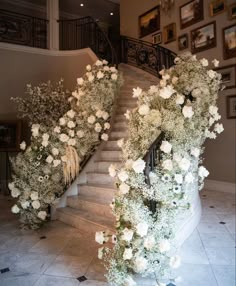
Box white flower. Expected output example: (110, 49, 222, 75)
(68, 138, 76, 146)
(207, 70, 216, 79)
(149, 85, 159, 94)
(88, 75, 94, 82)
(185, 172, 194, 183)
(101, 133, 109, 141)
(30, 191, 38, 201)
(134, 257, 148, 272)
(52, 148, 59, 156)
(21, 201, 30, 209)
(162, 74, 170, 81)
(111, 73, 118, 81)
(173, 185, 182, 193)
(69, 130, 75, 137)
(205, 130, 217, 139)
(54, 126, 61, 133)
(132, 87, 142, 98)
(209, 105, 218, 116)
(103, 66, 110, 71)
(20, 141, 26, 150)
(67, 109, 76, 119)
(174, 174, 183, 184)
(59, 134, 69, 143)
(162, 159, 173, 171)
(77, 130, 84, 138)
(8, 182, 15, 191)
(132, 158, 145, 173)
(42, 133, 49, 141)
(159, 85, 175, 99)
(182, 105, 194, 118)
(172, 76, 179, 84)
(104, 122, 110, 130)
(77, 77, 84, 85)
(136, 222, 148, 237)
(191, 147, 200, 158)
(200, 58, 208, 67)
(32, 200, 40, 209)
(59, 117, 66, 126)
(97, 71, 104, 79)
(31, 124, 40, 137)
(37, 211, 47, 220)
(67, 121, 75, 129)
(102, 111, 109, 120)
(214, 123, 224, 134)
(178, 158, 190, 171)
(110, 66, 117, 73)
(159, 240, 170, 253)
(95, 60, 103, 66)
(118, 170, 128, 182)
(199, 166, 209, 178)
(138, 104, 150, 116)
(108, 164, 116, 177)
(125, 159, 134, 169)
(11, 204, 20, 214)
(88, 115, 96, 124)
(38, 176, 43, 182)
(102, 59, 108, 65)
(98, 247, 104, 259)
(144, 236, 155, 250)
(42, 140, 49, 147)
(46, 155, 53, 164)
(124, 110, 130, 120)
(170, 255, 181, 269)
(123, 276, 136, 286)
(119, 183, 130, 194)
(160, 141, 172, 154)
(112, 234, 117, 244)
(86, 64, 91, 71)
(176, 94, 185, 105)
(96, 110, 103, 118)
(122, 228, 134, 242)
(117, 138, 124, 148)
(173, 153, 182, 163)
(11, 188, 20, 198)
(95, 231, 108, 244)
(160, 79, 166, 87)
(53, 160, 61, 167)
(95, 123, 102, 133)
(212, 59, 219, 67)
(123, 248, 133, 260)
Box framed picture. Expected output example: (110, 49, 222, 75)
(223, 24, 236, 60)
(180, 0, 204, 29)
(163, 23, 176, 44)
(228, 3, 236, 20)
(139, 6, 160, 38)
(0, 120, 22, 152)
(226, 95, 236, 119)
(209, 0, 226, 17)
(178, 34, 189, 50)
(215, 64, 236, 89)
(152, 32, 162, 44)
(191, 21, 216, 53)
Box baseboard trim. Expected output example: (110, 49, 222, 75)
(204, 179, 236, 194)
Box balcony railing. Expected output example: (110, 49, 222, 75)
(0, 9, 48, 49)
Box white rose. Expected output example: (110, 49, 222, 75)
(134, 257, 148, 272)
(59, 134, 69, 143)
(97, 71, 104, 79)
(11, 204, 20, 214)
(86, 64, 91, 71)
(123, 248, 133, 260)
(11, 188, 20, 198)
(199, 166, 209, 178)
(172, 76, 178, 84)
(162, 159, 173, 171)
(102, 111, 109, 120)
(67, 121, 75, 129)
(159, 240, 170, 253)
(110, 66, 117, 73)
(41, 140, 49, 147)
(185, 172, 194, 183)
(132, 158, 145, 173)
(21, 201, 30, 209)
(77, 77, 84, 85)
(103, 66, 110, 71)
(96, 110, 103, 118)
(178, 158, 190, 171)
(95, 60, 103, 66)
(209, 105, 218, 116)
(53, 160, 61, 167)
(54, 126, 61, 133)
(207, 70, 216, 79)
(214, 123, 224, 134)
(182, 105, 194, 118)
(162, 74, 170, 81)
(149, 85, 159, 94)
(59, 117, 66, 126)
(191, 147, 200, 158)
(200, 58, 208, 67)
(122, 228, 134, 242)
(20, 141, 26, 150)
(88, 75, 94, 82)
(123, 276, 136, 286)
(119, 183, 130, 194)
(160, 141, 172, 154)
(69, 130, 75, 137)
(46, 155, 53, 164)
(101, 133, 108, 141)
(95, 123, 102, 133)
(118, 170, 128, 182)
(32, 200, 40, 209)
(104, 122, 110, 130)
(212, 59, 219, 67)
(117, 138, 124, 148)
(176, 94, 185, 105)
(88, 115, 96, 124)
(132, 87, 142, 98)
(37, 211, 47, 220)
(170, 255, 181, 269)
(52, 148, 59, 156)
(30, 191, 39, 201)
(174, 174, 183, 184)
(111, 73, 118, 81)
(77, 130, 84, 138)
(68, 138, 76, 146)
(138, 104, 150, 116)
(31, 124, 40, 137)
(42, 133, 49, 141)
(160, 79, 166, 87)
(8, 182, 15, 191)
(144, 236, 155, 250)
(102, 59, 108, 65)
(98, 247, 104, 259)
(95, 231, 108, 244)
(136, 222, 148, 237)
(159, 85, 175, 99)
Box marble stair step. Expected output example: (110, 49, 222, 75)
(57, 207, 114, 233)
(112, 121, 127, 129)
(78, 184, 115, 201)
(94, 160, 122, 172)
(102, 140, 120, 150)
(67, 195, 113, 218)
(110, 131, 128, 140)
(114, 114, 127, 122)
(86, 171, 115, 185)
(99, 150, 122, 161)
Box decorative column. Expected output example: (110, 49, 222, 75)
(47, 0, 59, 50)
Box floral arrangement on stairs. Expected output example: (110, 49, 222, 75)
(9, 60, 123, 229)
(95, 54, 224, 286)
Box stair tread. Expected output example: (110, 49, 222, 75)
(68, 194, 111, 206)
(78, 183, 116, 190)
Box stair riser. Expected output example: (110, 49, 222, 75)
(78, 185, 115, 201)
(94, 161, 122, 172)
(87, 172, 115, 185)
(99, 150, 122, 161)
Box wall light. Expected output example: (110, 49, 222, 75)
(80, 3, 84, 7)
(110, 12, 114, 15)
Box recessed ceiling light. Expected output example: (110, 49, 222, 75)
(80, 3, 84, 7)
(110, 12, 114, 15)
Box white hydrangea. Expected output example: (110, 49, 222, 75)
(117, 138, 124, 148)
(54, 126, 61, 133)
(111, 73, 118, 81)
(159, 240, 171, 253)
(132, 158, 146, 173)
(11, 188, 20, 198)
(37, 211, 47, 220)
(86, 64, 91, 71)
(95, 60, 103, 66)
(32, 200, 40, 209)
(159, 85, 175, 99)
(119, 183, 130, 194)
(162, 159, 173, 171)
(21, 201, 30, 209)
(53, 160, 61, 167)
(160, 141, 172, 153)
(138, 104, 150, 116)
(182, 105, 194, 118)
(132, 87, 142, 98)
(136, 222, 148, 237)
(122, 228, 134, 242)
(68, 138, 76, 146)
(185, 172, 194, 183)
(59, 117, 66, 126)
(102, 111, 109, 120)
(123, 248, 133, 260)
(212, 59, 219, 67)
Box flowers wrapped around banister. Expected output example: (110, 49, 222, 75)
(9, 59, 123, 229)
(95, 53, 224, 286)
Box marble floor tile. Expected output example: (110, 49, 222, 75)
(217, 214, 236, 234)
(80, 281, 109, 286)
(0, 250, 23, 270)
(178, 243, 209, 265)
(199, 232, 235, 248)
(205, 247, 236, 265)
(34, 275, 79, 286)
(85, 257, 107, 282)
(197, 221, 229, 234)
(61, 237, 98, 257)
(0, 272, 40, 286)
(212, 264, 236, 286)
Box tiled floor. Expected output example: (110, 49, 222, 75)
(0, 189, 235, 286)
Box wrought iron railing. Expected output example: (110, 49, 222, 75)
(120, 36, 176, 77)
(58, 16, 118, 65)
(0, 9, 48, 49)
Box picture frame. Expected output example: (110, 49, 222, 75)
(226, 95, 236, 119)
(178, 34, 189, 50)
(180, 0, 204, 29)
(152, 32, 162, 44)
(228, 3, 236, 20)
(214, 64, 236, 90)
(139, 6, 160, 38)
(191, 21, 216, 53)
(223, 24, 236, 60)
(0, 120, 22, 152)
(163, 23, 176, 44)
(209, 0, 226, 17)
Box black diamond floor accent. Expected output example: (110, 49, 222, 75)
(209, 206, 215, 208)
(219, 221, 226, 224)
(40, 236, 47, 240)
(0, 267, 10, 274)
(77, 276, 87, 282)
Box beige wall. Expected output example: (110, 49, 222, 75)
(120, 0, 236, 184)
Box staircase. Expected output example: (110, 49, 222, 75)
(56, 64, 159, 232)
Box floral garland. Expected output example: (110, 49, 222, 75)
(95, 54, 223, 286)
(9, 60, 123, 229)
